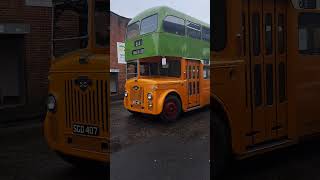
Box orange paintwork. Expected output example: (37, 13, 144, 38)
(44, 0, 109, 163)
(212, 0, 320, 159)
(124, 57, 210, 116)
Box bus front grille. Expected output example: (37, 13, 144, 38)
(130, 86, 144, 106)
(64, 79, 108, 134)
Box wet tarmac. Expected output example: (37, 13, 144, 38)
(0, 121, 107, 180)
(110, 101, 210, 180)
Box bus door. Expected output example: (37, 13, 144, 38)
(248, 0, 266, 144)
(262, 0, 277, 139)
(248, 0, 288, 145)
(275, 0, 288, 138)
(187, 60, 200, 108)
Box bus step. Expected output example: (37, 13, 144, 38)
(246, 138, 293, 154)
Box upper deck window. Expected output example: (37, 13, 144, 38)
(140, 14, 158, 35)
(202, 26, 210, 42)
(299, 13, 320, 55)
(163, 16, 185, 36)
(187, 21, 201, 40)
(126, 21, 140, 40)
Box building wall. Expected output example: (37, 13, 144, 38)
(0, 0, 52, 120)
(110, 12, 130, 99)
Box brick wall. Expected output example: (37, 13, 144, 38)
(110, 12, 130, 98)
(0, 0, 52, 120)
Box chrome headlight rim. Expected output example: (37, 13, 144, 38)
(147, 93, 153, 100)
(47, 94, 57, 112)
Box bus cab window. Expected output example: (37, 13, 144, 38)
(299, 13, 320, 55)
(127, 61, 138, 79)
(212, 0, 227, 51)
(95, 0, 108, 48)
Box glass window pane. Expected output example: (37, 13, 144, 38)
(202, 26, 210, 42)
(140, 14, 158, 35)
(126, 21, 140, 40)
(187, 21, 201, 39)
(265, 14, 273, 55)
(163, 16, 185, 36)
(212, 0, 227, 51)
(299, 13, 320, 55)
(252, 14, 261, 56)
(95, 0, 108, 48)
(278, 14, 285, 54)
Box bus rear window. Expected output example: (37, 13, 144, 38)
(126, 21, 140, 40)
(140, 14, 158, 35)
(212, 0, 227, 51)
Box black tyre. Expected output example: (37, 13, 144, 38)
(213, 112, 231, 179)
(128, 110, 140, 116)
(160, 95, 182, 122)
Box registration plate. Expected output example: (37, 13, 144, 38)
(73, 124, 99, 136)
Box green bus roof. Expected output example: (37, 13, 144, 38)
(125, 6, 210, 61)
(128, 6, 209, 28)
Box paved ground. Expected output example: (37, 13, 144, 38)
(110, 101, 210, 180)
(0, 120, 108, 180)
(4, 101, 320, 180)
(222, 140, 320, 180)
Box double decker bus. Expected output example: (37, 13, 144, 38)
(124, 6, 210, 122)
(44, 0, 109, 166)
(212, 0, 320, 177)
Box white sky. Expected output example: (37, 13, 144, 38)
(110, 0, 210, 24)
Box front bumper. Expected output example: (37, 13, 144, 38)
(44, 115, 109, 163)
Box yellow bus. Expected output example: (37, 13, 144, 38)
(44, 0, 109, 166)
(123, 6, 210, 122)
(212, 0, 320, 177)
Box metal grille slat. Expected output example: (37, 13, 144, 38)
(64, 79, 108, 134)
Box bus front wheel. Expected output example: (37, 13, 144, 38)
(213, 113, 231, 178)
(160, 95, 181, 122)
(128, 109, 140, 116)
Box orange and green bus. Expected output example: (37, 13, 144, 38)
(44, 0, 109, 166)
(124, 6, 210, 122)
(212, 0, 320, 177)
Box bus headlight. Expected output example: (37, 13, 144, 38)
(47, 94, 56, 112)
(124, 91, 128, 97)
(147, 93, 153, 100)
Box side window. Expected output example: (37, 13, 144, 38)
(202, 26, 210, 42)
(212, 0, 227, 51)
(265, 13, 273, 55)
(163, 16, 185, 36)
(278, 14, 286, 54)
(187, 21, 201, 39)
(252, 13, 261, 56)
(203, 66, 210, 79)
(298, 13, 320, 55)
